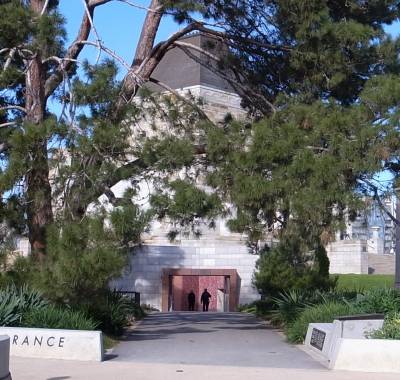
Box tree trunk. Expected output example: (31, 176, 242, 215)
(25, 0, 54, 260)
(118, 0, 163, 105)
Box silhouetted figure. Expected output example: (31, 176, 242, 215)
(188, 290, 196, 311)
(201, 288, 212, 312)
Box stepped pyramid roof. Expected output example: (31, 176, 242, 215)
(150, 32, 236, 93)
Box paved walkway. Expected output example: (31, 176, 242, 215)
(11, 358, 400, 380)
(10, 312, 400, 379)
(111, 312, 322, 369)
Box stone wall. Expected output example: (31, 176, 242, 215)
(111, 242, 260, 311)
(327, 240, 369, 274)
(367, 253, 395, 275)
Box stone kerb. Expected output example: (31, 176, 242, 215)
(0, 335, 11, 380)
(0, 327, 103, 362)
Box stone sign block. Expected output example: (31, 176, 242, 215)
(0, 327, 103, 362)
(304, 315, 391, 372)
(304, 323, 334, 359)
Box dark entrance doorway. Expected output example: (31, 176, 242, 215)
(161, 269, 239, 312)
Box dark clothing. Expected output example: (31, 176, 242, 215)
(188, 292, 196, 311)
(200, 291, 211, 312)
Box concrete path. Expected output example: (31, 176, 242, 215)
(10, 312, 400, 379)
(11, 358, 400, 380)
(111, 312, 322, 369)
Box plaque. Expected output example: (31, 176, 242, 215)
(310, 328, 326, 351)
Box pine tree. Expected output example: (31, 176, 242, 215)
(0, 0, 399, 273)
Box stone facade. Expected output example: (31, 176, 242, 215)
(327, 239, 396, 275)
(111, 241, 260, 311)
(327, 240, 369, 274)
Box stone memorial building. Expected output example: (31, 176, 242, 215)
(111, 33, 261, 312)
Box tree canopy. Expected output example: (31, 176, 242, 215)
(0, 0, 399, 276)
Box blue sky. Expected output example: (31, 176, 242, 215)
(59, 1, 400, 76)
(59, 0, 179, 72)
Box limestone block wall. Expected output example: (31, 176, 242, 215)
(111, 241, 260, 311)
(327, 240, 369, 274)
(178, 85, 246, 122)
(367, 253, 395, 275)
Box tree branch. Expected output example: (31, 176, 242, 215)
(118, 22, 202, 105)
(176, 44, 276, 114)
(40, 0, 50, 16)
(44, 0, 113, 98)
(0, 105, 27, 113)
(0, 122, 18, 128)
(360, 178, 400, 226)
(116, 0, 164, 13)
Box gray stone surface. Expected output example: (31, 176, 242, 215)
(110, 312, 322, 369)
(11, 358, 400, 380)
(112, 244, 260, 310)
(0, 335, 11, 380)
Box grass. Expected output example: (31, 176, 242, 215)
(333, 274, 395, 290)
(103, 335, 119, 350)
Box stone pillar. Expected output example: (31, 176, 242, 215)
(370, 226, 384, 255)
(0, 335, 11, 380)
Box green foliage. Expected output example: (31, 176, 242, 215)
(270, 290, 315, 325)
(368, 312, 400, 340)
(286, 301, 361, 343)
(150, 180, 222, 238)
(355, 288, 400, 314)
(187, 0, 400, 109)
(0, 285, 48, 326)
(82, 290, 145, 336)
(268, 288, 359, 326)
(141, 137, 195, 170)
(254, 238, 336, 297)
(22, 306, 98, 331)
(110, 194, 152, 247)
(33, 218, 128, 306)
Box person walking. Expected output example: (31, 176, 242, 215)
(188, 290, 196, 311)
(200, 288, 211, 312)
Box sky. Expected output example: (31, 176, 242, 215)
(59, 0, 180, 74)
(58, 1, 400, 67)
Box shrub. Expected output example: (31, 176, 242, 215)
(22, 306, 98, 330)
(286, 301, 361, 343)
(269, 288, 359, 326)
(33, 220, 127, 306)
(254, 238, 336, 297)
(368, 312, 400, 340)
(82, 290, 145, 336)
(0, 285, 48, 326)
(355, 288, 400, 314)
(270, 290, 314, 325)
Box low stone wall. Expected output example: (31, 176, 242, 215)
(0, 336, 11, 380)
(368, 253, 395, 275)
(0, 327, 103, 362)
(327, 240, 368, 274)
